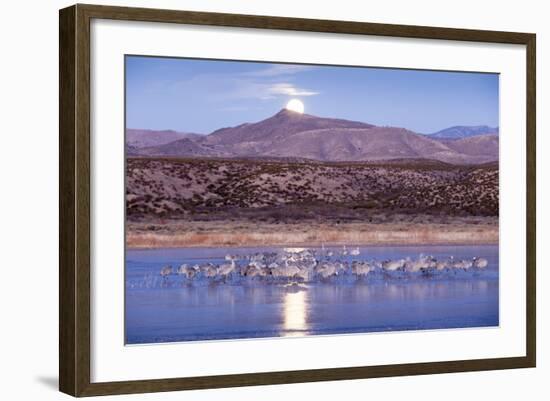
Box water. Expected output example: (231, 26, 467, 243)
(125, 245, 499, 344)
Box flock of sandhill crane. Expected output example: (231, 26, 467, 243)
(158, 246, 490, 283)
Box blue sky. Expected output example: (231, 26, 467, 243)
(126, 55, 499, 135)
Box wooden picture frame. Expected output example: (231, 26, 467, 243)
(59, 3, 536, 397)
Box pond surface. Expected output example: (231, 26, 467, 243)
(125, 244, 498, 344)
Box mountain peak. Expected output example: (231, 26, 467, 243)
(274, 108, 307, 118)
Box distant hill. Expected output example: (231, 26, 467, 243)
(139, 138, 220, 157)
(429, 125, 499, 139)
(126, 129, 201, 148)
(443, 134, 499, 158)
(128, 110, 499, 164)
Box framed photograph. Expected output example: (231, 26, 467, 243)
(59, 4, 536, 397)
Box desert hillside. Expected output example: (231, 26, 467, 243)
(126, 157, 498, 223)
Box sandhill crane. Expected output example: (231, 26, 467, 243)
(382, 258, 405, 271)
(295, 267, 312, 281)
(276, 264, 301, 278)
(339, 245, 349, 256)
(200, 263, 217, 278)
(352, 261, 373, 276)
(408, 255, 436, 273)
(316, 262, 338, 279)
(436, 260, 449, 271)
(452, 259, 473, 270)
(178, 264, 198, 279)
(473, 257, 488, 269)
(425, 256, 437, 269)
(404, 258, 426, 273)
(159, 265, 173, 277)
(218, 257, 236, 278)
(243, 265, 261, 277)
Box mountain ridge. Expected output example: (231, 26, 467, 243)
(126, 128, 201, 148)
(127, 110, 498, 165)
(429, 125, 499, 139)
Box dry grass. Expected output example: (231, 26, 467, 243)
(127, 220, 498, 248)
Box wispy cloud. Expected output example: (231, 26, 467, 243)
(266, 83, 319, 97)
(244, 64, 312, 77)
(170, 67, 319, 102)
(222, 81, 320, 101)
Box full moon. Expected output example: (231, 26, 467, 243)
(286, 99, 304, 114)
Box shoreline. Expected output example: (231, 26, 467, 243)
(127, 241, 498, 250)
(126, 222, 498, 249)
